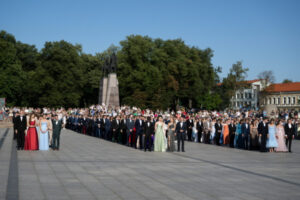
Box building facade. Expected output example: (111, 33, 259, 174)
(261, 82, 300, 112)
(230, 79, 268, 110)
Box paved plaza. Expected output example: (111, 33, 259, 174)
(1, 127, 300, 200)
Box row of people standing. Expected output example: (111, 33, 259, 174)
(186, 117, 296, 153)
(67, 114, 188, 152)
(13, 111, 63, 151)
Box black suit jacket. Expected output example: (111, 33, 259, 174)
(186, 120, 194, 129)
(229, 124, 236, 135)
(284, 123, 295, 138)
(143, 121, 154, 136)
(196, 121, 203, 133)
(15, 116, 27, 132)
(258, 122, 268, 136)
(215, 123, 222, 134)
(111, 119, 120, 131)
(135, 119, 144, 135)
(176, 122, 187, 135)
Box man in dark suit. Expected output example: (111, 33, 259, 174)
(215, 119, 222, 146)
(15, 110, 27, 150)
(105, 116, 112, 140)
(258, 117, 269, 152)
(241, 119, 250, 150)
(143, 117, 154, 151)
(95, 115, 102, 138)
(186, 117, 194, 141)
(81, 115, 88, 135)
(101, 115, 107, 139)
(126, 115, 135, 147)
(229, 119, 236, 148)
(284, 119, 295, 153)
(111, 116, 120, 142)
(13, 112, 19, 140)
(135, 116, 144, 149)
(175, 116, 186, 152)
(120, 116, 127, 144)
(196, 118, 203, 143)
(52, 114, 62, 150)
(87, 116, 94, 136)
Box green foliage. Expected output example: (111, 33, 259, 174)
(0, 30, 223, 110)
(282, 79, 292, 83)
(0, 31, 26, 106)
(118, 35, 218, 110)
(219, 61, 249, 109)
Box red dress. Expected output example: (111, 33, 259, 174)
(24, 121, 39, 150)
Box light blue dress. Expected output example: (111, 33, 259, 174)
(266, 124, 278, 148)
(39, 121, 49, 150)
(235, 123, 241, 148)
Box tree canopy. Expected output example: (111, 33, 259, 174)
(0, 30, 232, 110)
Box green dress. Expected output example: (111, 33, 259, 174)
(154, 123, 166, 152)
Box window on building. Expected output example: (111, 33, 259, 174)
(278, 97, 281, 105)
(241, 94, 244, 99)
(284, 97, 286, 104)
(273, 98, 276, 104)
(292, 97, 295, 105)
(288, 97, 291, 104)
(237, 93, 240, 99)
(269, 98, 271, 104)
(249, 93, 252, 99)
(237, 102, 240, 107)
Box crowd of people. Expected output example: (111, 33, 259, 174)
(5, 105, 299, 153)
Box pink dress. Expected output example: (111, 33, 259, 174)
(275, 126, 288, 152)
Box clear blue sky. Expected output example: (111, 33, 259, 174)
(1, 0, 299, 82)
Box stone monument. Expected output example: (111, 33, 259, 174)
(98, 53, 120, 107)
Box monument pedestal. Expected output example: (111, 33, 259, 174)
(99, 73, 119, 107)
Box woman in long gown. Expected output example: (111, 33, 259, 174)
(167, 117, 176, 152)
(24, 113, 39, 150)
(210, 118, 216, 144)
(250, 119, 259, 150)
(266, 119, 278, 152)
(275, 119, 288, 152)
(39, 114, 49, 151)
(223, 120, 230, 146)
(235, 120, 242, 148)
(154, 115, 166, 152)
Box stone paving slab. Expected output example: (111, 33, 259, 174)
(1, 128, 300, 200)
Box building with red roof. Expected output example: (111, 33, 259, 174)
(261, 82, 300, 111)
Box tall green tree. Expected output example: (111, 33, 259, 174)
(36, 40, 85, 107)
(0, 31, 26, 106)
(220, 61, 249, 109)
